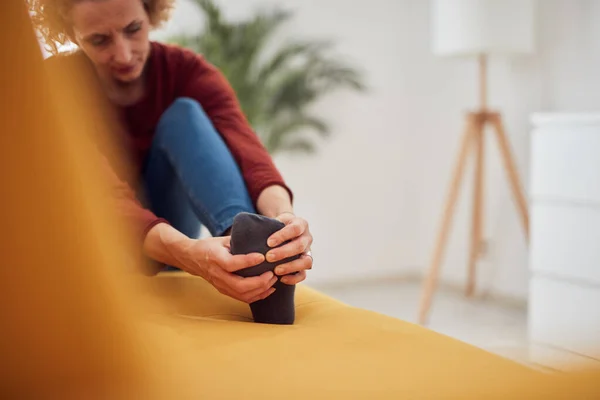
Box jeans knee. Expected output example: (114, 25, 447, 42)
(155, 97, 214, 143)
(170, 97, 207, 119)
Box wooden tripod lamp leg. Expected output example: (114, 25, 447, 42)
(466, 114, 485, 297)
(489, 113, 530, 240)
(418, 114, 477, 325)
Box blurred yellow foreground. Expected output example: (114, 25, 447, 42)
(1, 2, 599, 398)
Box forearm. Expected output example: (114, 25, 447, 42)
(142, 222, 193, 268)
(256, 184, 294, 218)
(142, 186, 292, 265)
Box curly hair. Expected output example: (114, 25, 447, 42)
(27, 0, 175, 55)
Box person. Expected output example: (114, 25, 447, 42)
(29, 0, 314, 305)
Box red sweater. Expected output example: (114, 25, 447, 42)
(49, 41, 292, 241)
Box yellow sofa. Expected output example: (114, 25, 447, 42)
(142, 272, 548, 398)
(133, 274, 600, 399)
(2, 2, 599, 398)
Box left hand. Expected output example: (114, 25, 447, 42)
(265, 212, 313, 285)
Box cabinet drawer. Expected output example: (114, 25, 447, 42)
(529, 277, 600, 359)
(531, 203, 600, 284)
(530, 117, 600, 204)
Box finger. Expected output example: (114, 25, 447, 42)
(273, 254, 313, 276)
(231, 270, 275, 294)
(242, 275, 277, 300)
(247, 287, 277, 304)
(267, 219, 307, 248)
(219, 252, 265, 273)
(275, 212, 295, 224)
(207, 263, 273, 295)
(281, 270, 306, 286)
(205, 262, 232, 289)
(221, 236, 231, 248)
(267, 234, 311, 263)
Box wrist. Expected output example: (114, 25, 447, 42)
(257, 184, 293, 218)
(143, 222, 194, 269)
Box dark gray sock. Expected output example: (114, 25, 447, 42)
(229, 212, 299, 325)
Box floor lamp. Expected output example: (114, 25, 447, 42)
(418, 0, 536, 325)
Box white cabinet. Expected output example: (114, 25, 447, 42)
(529, 113, 600, 360)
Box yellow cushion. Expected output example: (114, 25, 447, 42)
(140, 273, 552, 398)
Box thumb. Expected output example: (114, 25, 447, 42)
(275, 211, 295, 224)
(220, 235, 232, 249)
(222, 252, 265, 273)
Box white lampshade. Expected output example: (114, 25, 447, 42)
(432, 0, 536, 57)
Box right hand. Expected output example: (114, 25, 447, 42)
(179, 236, 277, 304)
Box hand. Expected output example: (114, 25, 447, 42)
(180, 236, 278, 304)
(265, 212, 314, 285)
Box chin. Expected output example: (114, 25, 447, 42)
(113, 68, 142, 83)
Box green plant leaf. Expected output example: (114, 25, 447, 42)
(278, 137, 317, 154)
(169, 0, 366, 155)
(264, 113, 330, 153)
(257, 40, 333, 85)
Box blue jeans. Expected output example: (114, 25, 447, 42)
(140, 97, 256, 244)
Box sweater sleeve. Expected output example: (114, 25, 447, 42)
(174, 48, 294, 206)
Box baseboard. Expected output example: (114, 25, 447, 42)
(437, 279, 528, 310)
(306, 270, 422, 291)
(306, 270, 527, 310)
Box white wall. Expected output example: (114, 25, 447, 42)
(154, 0, 600, 300)
(537, 0, 600, 111)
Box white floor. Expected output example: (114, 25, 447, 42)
(311, 279, 600, 372)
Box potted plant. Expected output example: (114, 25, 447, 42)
(168, 0, 366, 155)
